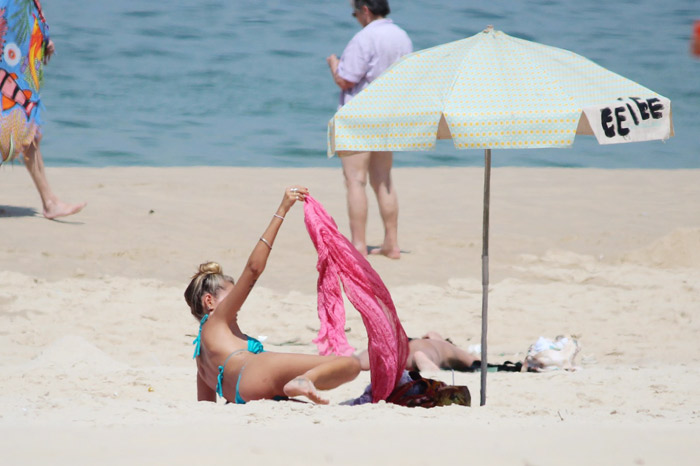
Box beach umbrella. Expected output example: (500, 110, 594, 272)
(327, 26, 674, 406)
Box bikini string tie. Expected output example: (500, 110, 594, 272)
(216, 365, 225, 398)
(192, 314, 209, 359)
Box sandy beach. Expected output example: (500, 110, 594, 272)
(1, 166, 699, 465)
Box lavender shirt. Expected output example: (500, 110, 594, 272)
(336, 18, 412, 107)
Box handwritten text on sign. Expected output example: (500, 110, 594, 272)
(583, 96, 672, 145)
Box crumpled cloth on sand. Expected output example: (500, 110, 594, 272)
(342, 370, 415, 406)
(303, 195, 409, 402)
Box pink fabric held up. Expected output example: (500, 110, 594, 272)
(303, 195, 409, 402)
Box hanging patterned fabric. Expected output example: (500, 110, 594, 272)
(303, 195, 409, 402)
(0, 0, 50, 162)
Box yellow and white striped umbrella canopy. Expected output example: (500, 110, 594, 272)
(328, 27, 672, 156)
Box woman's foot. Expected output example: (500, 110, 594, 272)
(368, 245, 401, 259)
(43, 199, 87, 219)
(283, 376, 329, 405)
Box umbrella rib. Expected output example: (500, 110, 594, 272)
(439, 37, 482, 140)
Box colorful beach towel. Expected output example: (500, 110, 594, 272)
(0, 0, 49, 162)
(303, 195, 409, 402)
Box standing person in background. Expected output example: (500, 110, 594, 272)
(0, 0, 85, 219)
(326, 0, 411, 259)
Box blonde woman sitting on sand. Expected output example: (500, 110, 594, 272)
(185, 186, 361, 405)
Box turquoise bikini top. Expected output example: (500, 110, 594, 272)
(192, 315, 266, 399)
(246, 337, 265, 354)
(192, 314, 265, 358)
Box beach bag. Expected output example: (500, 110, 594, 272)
(386, 371, 471, 408)
(523, 335, 580, 372)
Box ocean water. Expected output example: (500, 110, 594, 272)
(36, 0, 700, 168)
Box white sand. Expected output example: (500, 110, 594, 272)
(1, 166, 699, 465)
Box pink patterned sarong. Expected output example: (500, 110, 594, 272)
(303, 195, 409, 402)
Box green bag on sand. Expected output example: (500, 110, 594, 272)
(386, 371, 471, 408)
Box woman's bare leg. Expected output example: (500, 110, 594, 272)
(238, 353, 360, 404)
(341, 152, 371, 255)
(283, 355, 360, 404)
(367, 151, 400, 259)
(23, 137, 86, 219)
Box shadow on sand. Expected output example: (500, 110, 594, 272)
(0, 205, 39, 218)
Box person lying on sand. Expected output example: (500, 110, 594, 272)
(359, 332, 581, 374)
(186, 186, 360, 405)
(358, 331, 479, 372)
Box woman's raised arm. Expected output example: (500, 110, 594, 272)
(215, 186, 309, 324)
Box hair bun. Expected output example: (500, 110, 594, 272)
(198, 261, 222, 275)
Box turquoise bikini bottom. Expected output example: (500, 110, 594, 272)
(217, 337, 265, 404)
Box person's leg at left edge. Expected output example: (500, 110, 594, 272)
(23, 134, 86, 219)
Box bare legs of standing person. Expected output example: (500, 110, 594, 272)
(341, 150, 400, 259)
(22, 135, 86, 219)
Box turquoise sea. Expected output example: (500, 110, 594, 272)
(38, 0, 700, 168)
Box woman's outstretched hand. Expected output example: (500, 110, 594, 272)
(280, 185, 309, 213)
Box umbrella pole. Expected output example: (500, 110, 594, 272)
(480, 148, 491, 406)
